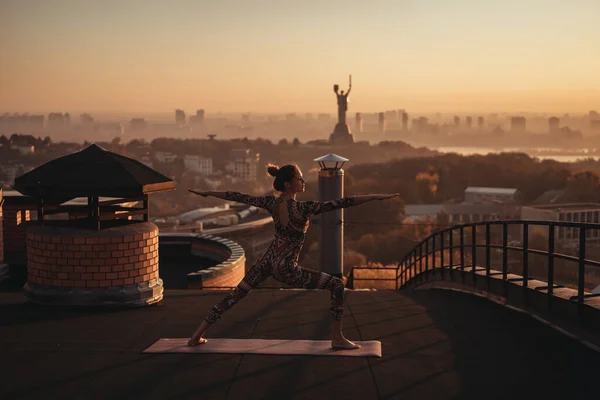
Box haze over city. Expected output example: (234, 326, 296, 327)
(4, 2, 600, 398)
(2, 0, 599, 114)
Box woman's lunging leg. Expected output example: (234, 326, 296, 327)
(274, 263, 360, 349)
(188, 260, 271, 346)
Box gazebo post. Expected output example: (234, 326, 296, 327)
(93, 196, 100, 230)
(37, 197, 44, 226)
(143, 194, 149, 222)
(87, 196, 93, 220)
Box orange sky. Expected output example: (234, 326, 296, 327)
(1, 0, 599, 114)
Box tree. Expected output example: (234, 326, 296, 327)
(560, 171, 600, 202)
(110, 136, 122, 152)
(436, 211, 450, 227)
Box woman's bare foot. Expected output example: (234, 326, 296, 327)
(331, 337, 361, 350)
(187, 337, 208, 347)
(187, 321, 211, 347)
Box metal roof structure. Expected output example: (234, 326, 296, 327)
(12, 144, 175, 229)
(464, 187, 517, 195)
(314, 153, 349, 170)
(14, 144, 174, 198)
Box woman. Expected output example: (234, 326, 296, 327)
(187, 163, 399, 349)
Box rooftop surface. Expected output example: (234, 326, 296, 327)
(1, 288, 599, 400)
(464, 187, 517, 195)
(526, 203, 600, 211)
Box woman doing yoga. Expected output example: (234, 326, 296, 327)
(187, 163, 399, 349)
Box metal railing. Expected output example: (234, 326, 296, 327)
(393, 220, 600, 311)
(347, 266, 398, 289)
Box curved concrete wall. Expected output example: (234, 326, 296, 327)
(159, 233, 245, 290)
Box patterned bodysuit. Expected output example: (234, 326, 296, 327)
(204, 191, 357, 324)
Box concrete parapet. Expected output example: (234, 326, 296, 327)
(159, 233, 245, 290)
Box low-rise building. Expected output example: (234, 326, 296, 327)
(154, 151, 178, 163)
(464, 187, 517, 204)
(521, 203, 600, 244)
(140, 156, 153, 168)
(226, 149, 260, 181)
(404, 203, 520, 224)
(183, 155, 213, 175)
(0, 164, 34, 185)
(11, 145, 35, 156)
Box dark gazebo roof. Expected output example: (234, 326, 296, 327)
(14, 144, 175, 198)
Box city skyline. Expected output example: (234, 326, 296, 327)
(1, 0, 599, 114)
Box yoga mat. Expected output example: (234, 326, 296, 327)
(144, 338, 382, 357)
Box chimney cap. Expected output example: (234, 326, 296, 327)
(314, 153, 349, 170)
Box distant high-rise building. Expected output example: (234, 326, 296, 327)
(80, 113, 94, 127)
(384, 110, 397, 120)
(453, 116, 460, 127)
(242, 114, 250, 124)
(402, 112, 409, 131)
(0, 113, 44, 133)
(590, 120, 600, 132)
(478, 116, 484, 129)
(589, 110, 599, 119)
(47, 113, 67, 131)
(64, 112, 71, 127)
(175, 109, 186, 126)
(190, 109, 205, 125)
(378, 112, 386, 134)
(511, 116, 527, 132)
(411, 118, 419, 131)
(465, 116, 472, 128)
(397, 109, 406, 121)
(355, 112, 363, 133)
(548, 116, 560, 134)
(418, 117, 428, 133)
(129, 118, 148, 132)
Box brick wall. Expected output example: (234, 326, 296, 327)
(190, 240, 231, 260)
(3, 205, 30, 257)
(26, 225, 159, 288)
(199, 256, 245, 290)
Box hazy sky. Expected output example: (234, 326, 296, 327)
(1, 0, 599, 114)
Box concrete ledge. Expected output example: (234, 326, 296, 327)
(24, 279, 164, 307)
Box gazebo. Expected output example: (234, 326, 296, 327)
(14, 144, 175, 307)
(14, 143, 174, 229)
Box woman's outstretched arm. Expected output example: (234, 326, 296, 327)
(188, 189, 274, 211)
(304, 193, 399, 216)
(352, 193, 399, 206)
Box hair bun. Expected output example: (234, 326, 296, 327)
(267, 164, 280, 177)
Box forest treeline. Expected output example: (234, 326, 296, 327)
(298, 152, 600, 268)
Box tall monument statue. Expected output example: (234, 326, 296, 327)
(329, 74, 355, 145)
(334, 75, 351, 125)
